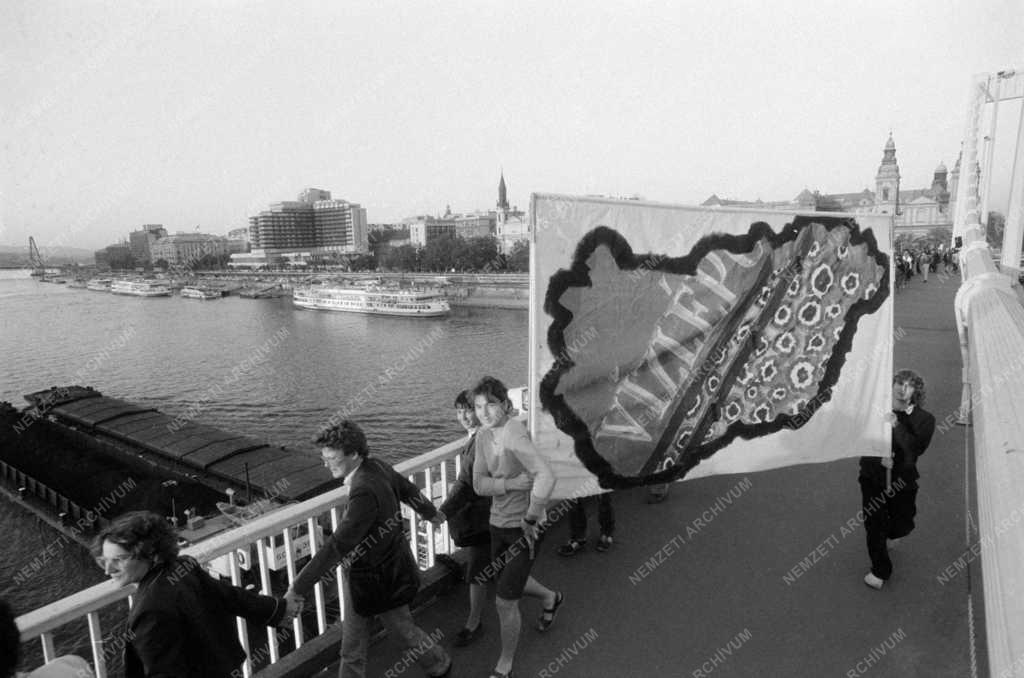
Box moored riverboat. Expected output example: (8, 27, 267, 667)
(291, 283, 450, 317)
(109, 279, 172, 296)
(180, 285, 222, 299)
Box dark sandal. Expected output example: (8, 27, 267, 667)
(537, 591, 563, 631)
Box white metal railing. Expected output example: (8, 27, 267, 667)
(15, 436, 468, 678)
(955, 231, 1024, 678)
(952, 66, 1024, 678)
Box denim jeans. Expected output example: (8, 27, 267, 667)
(339, 573, 449, 678)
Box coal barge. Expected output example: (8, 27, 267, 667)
(1, 385, 338, 556)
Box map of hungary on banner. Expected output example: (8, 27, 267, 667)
(529, 195, 893, 493)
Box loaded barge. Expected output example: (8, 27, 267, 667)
(1, 386, 337, 559)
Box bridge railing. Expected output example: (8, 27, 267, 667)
(15, 436, 468, 678)
(951, 66, 1024, 678)
(955, 233, 1024, 678)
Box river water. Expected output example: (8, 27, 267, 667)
(0, 270, 527, 661)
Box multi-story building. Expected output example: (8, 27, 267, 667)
(454, 211, 496, 239)
(249, 201, 316, 250)
(406, 215, 457, 247)
(702, 135, 959, 240)
(495, 172, 528, 253)
(313, 199, 368, 253)
(247, 189, 368, 254)
(151, 233, 232, 267)
(128, 224, 167, 264)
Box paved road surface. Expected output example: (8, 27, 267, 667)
(358, 269, 979, 678)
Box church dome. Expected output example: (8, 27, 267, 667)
(935, 161, 947, 173)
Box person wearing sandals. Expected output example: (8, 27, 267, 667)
(472, 376, 563, 678)
(437, 390, 492, 646)
(556, 493, 614, 556)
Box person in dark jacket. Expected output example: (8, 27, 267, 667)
(859, 369, 936, 589)
(438, 390, 492, 646)
(285, 420, 452, 678)
(93, 511, 294, 678)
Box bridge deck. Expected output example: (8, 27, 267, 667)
(358, 270, 978, 678)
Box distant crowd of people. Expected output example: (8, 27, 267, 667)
(4, 369, 935, 677)
(896, 247, 958, 289)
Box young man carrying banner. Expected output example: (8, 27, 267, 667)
(859, 369, 936, 589)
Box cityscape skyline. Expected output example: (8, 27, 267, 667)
(2, 2, 1021, 251)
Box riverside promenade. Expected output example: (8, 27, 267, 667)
(357, 270, 977, 678)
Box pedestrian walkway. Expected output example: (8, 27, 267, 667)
(361, 270, 976, 678)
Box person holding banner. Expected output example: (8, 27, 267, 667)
(859, 369, 936, 589)
(472, 376, 563, 678)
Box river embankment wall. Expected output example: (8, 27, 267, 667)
(443, 284, 527, 309)
(191, 271, 530, 309)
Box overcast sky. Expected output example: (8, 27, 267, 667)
(1, 1, 1021, 250)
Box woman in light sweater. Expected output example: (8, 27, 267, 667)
(472, 376, 562, 678)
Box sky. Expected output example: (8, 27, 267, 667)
(1, 1, 1021, 251)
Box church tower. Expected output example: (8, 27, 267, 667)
(497, 171, 509, 211)
(931, 161, 950, 213)
(496, 171, 509, 240)
(874, 134, 901, 216)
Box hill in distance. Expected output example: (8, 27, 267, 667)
(0, 244, 96, 265)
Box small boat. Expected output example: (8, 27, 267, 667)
(180, 286, 222, 300)
(67, 279, 88, 289)
(86, 278, 113, 292)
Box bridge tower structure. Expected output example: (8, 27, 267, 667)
(952, 68, 1024, 274)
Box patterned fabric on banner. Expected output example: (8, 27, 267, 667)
(529, 195, 893, 498)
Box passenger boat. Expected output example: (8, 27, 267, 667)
(85, 278, 113, 291)
(291, 283, 450, 317)
(180, 285, 222, 300)
(109, 279, 172, 297)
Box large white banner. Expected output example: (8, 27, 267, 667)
(528, 195, 893, 499)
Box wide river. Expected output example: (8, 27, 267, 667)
(0, 269, 527, 661)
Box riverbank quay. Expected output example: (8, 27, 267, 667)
(353, 272, 978, 677)
(188, 270, 529, 309)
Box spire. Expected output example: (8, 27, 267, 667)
(880, 133, 897, 165)
(497, 171, 509, 211)
(874, 133, 900, 213)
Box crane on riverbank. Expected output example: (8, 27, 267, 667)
(28, 237, 46, 278)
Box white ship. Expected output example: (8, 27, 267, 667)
(292, 283, 450, 317)
(180, 286, 221, 300)
(109, 279, 172, 297)
(86, 278, 113, 292)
